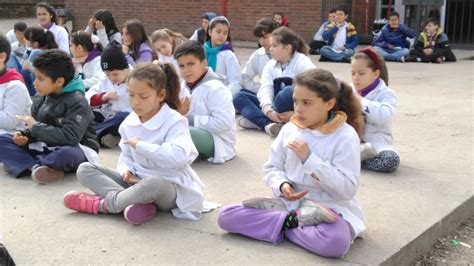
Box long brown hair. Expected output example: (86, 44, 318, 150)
(295, 69, 364, 138)
(271, 26, 308, 55)
(122, 19, 151, 60)
(352, 48, 389, 85)
(127, 63, 181, 111)
(151, 28, 186, 51)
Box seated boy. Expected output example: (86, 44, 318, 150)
(0, 34, 32, 135)
(320, 5, 358, 63)
(309, 9, 336, 55)
(0, 49, 99, 184)
(174, 41, 236, 164)
(406, 17, 456, 63)
(373, 12, 416, 62)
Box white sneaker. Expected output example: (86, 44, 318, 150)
(237, 116, 259, 129)
(100, 134, 121, 148)
(242, 197, 287, 211)
(264, 123, 283, 137)
(296, 199, 338, 226)
(360, 142, 377, 161)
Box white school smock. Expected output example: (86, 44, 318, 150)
(241, 47, 271, 94)
(181, 71, 237, 164)
(215, 49, 242, 96)
(264, 120, 366, 239)
(48, 23, 70, 54)
(352, 80, 398, 155)
(74, 56, 105, 89)
(257, 52, 315, 112)
(117, 103, 205, 220)
(85, 76, 131, 118)
(159, 54, 183, 83)
(0, 80, 32, 135)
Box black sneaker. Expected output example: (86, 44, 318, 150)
(319, 55, 329, 62)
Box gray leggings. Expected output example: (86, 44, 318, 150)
(362, 150, 400, 173)
(76, 162, 177, 213)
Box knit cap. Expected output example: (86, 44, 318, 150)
(100, 45, 128, 71)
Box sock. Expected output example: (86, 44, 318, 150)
(283, 211, 299, 230)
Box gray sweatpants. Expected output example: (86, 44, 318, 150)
(76, 162, 177, 213)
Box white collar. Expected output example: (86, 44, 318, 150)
(127, 103, 172, 130)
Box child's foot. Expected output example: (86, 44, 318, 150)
(31, 165, 64, 184)
(360, 142, 377, 161)
(124, 203, 157, 225)
(296, 200, 338, 226)
(63, 191, 102, 215)
(237, 116, 259, 129)
(100, 134, 121, 148)
(242, 197, 287, 211)
(436, 57, 443, 64)
(264, 123, 283, 137)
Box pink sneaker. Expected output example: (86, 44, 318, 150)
(123, 203, 157, 225)
(296, 200, 338, 226)
(63, 191, 102, 215)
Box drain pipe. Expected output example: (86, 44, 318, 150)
(221, 0, 228, 17)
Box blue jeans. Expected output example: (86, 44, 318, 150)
(320, 46, 354, 62)
(373, 46, 409, 62)
(7, 54, 35, 96)
(233, 86, 294, 130)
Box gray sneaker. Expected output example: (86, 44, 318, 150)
(360, 142, 377, 161)
(237, 116, 259, 129)
(31, 165, 65, 184)
(264, 123, 283, 137)
(296, 200, 338, 226)
(101, 134, 121, 148)
(242, 197, 287, 211)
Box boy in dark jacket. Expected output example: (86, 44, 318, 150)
(407, 17, 456, 63)
(373, 12, 416, 62)
(0, 49, 99, 184)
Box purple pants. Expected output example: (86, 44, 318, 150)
(218, 204, 352, 258)
(0, 134, 87, 177)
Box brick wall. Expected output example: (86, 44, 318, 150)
(0, 0, 65, 18)
(64, 0, 375, 42)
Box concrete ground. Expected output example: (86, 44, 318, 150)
(1, 18, 473, 264)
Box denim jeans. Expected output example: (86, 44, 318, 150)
(373, 46, 409, 62)
(320, 46, 354, 62)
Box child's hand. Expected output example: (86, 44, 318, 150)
(281, 183, 308, 201)
(122, 137, 140, 148)
(16, 115, 37, 129)
(12, 131, 29, 147)
(95, 20, 105, 30)
(387, 44, 395, 49)
(22, 60, 31, 70)
(88, 18, 96, 29)
(266, 110, 282, 123)
(179, 97, 191, 116)
(102, 91, 119, 102)
(287, 140, 310, 163)
(122, 45, 130, 54)
(123, 171, 140, 186)
(277, 111, 294, 123)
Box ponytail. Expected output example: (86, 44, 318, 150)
(295, 69, 364, 139)
(271, 26, 308, 55)
(24, 26, 58, 49)
(127, 63, 181, 111)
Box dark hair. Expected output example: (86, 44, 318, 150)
(336, 5, 348, 15)
(329, 8, 337, 14)
(36, 2, 57, 24)
(174, 40, 206, 61)
(127, 63, 181, 111)
(33, 49, 75, 85)
(206, 16, 232, 47)
(274, 12, 284, 18)
(94, 9, 120, 38)
(14, 22, 28, 32)
(271, 26, 308, 55)
(151, 28, 186, 51)
(253, 18, 279, 37)
(70, 31, 103, 52)
(388, 11, 400, 19)
(352, 48, 389, 85)
(24, 26, 58, 49)
(295, 69, 364, 138)
(425, 17, 439, 26)
(122, 19, 151, 60)
(0, 34, 12, 63)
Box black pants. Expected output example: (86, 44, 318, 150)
(309, 40, 327, 54)
(410, 48, 457, 62)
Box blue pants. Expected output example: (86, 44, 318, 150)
(95, 111, 129, 141)
(7, 54, 35, 96)
(320, 46, 354, 62)
(233, 86, 294, 130)
(373, 46, 409, 62)
(0, 134, 87, 177)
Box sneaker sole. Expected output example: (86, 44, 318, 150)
(242, 197, 287, 211)
(124, 204, 157, 225)
(31, 166, 65, 184)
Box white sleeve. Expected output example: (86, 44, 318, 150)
(83, 61, 105, 89)
(302, 131, 360, 201)
(85, 80, 102, 102)
(314, 24, 326, 41)
(194, 87, 235, 134)
(190, 30, 198, 41)
(241, 51, 261, 93)
(117, 124, 136, 176)
(263, 131, 290, 197)
(361, 89, 397, 126)
(0, 85, 30, 131)
(85, 26, 94, 34)
(95, 28, 109, 47)
(110, 32, 122, 45)
(257, 62, 275, 111)
(224, 52, 243, 96)
(134, 120, 197, 168)
(56, 27, 70, 54)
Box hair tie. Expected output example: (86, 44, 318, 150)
(210, 16, 231, 28)
(360, 48, 381, 70)
(91, 34, 100, 44)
